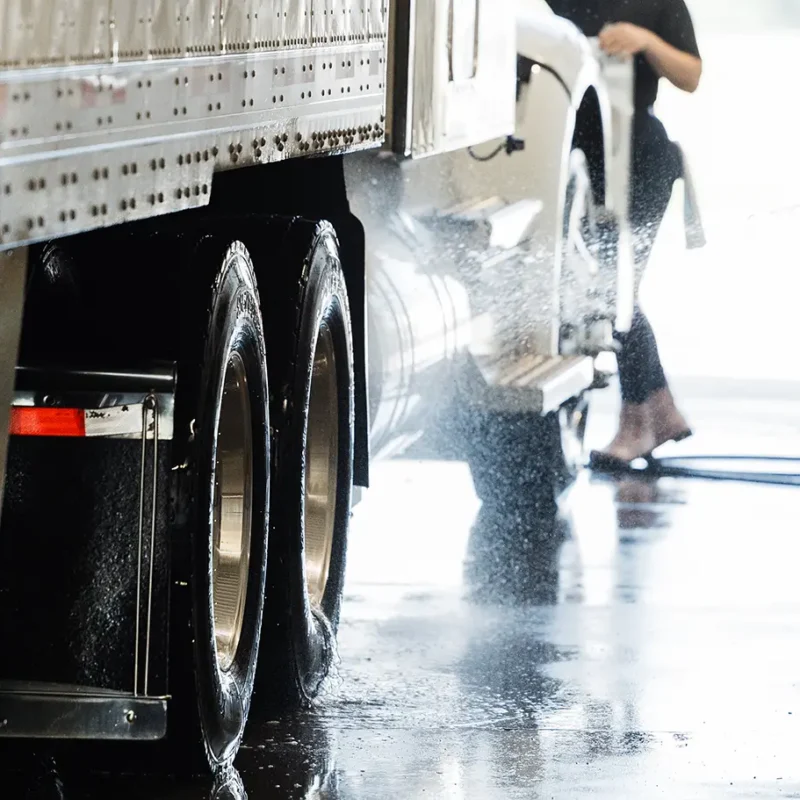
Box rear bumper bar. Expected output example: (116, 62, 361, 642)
(0, 682, 167, 741)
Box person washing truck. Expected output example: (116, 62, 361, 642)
(548, 0, 703, 470)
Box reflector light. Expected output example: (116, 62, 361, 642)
(9, 408, 86, 437)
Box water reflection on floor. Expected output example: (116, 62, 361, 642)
(13, 454, 797, 799)
(307, 464, 798, 799)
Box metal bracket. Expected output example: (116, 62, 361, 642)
(134, 394, 159, 698)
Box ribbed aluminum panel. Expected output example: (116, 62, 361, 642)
(0, 1, 389, 249)
(0, 1, 388, 65)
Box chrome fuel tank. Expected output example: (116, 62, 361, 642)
(346, 152, 473, 458)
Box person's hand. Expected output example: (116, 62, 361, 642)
(599, 23, 654, 57)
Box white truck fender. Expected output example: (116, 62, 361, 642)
(517, 4, 603, 107)
(516, 2, 636, 336)
(517, 6, 616, 207)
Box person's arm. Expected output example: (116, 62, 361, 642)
(643, 31, 702, 93)
(598, 23, 702, 93)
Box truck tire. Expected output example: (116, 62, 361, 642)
(170, 239, 270, 769)
(251, 221, 355, 711)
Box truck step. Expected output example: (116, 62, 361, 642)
(0, 681, 167, 741)
(468, 353, 595, 415)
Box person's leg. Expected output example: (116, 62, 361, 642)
(592, 133, 691, 465)
(626, 172, 671, 402)
(617, 305, 666, 404)
(622, 304, 691, 444)
(629, 151, 692, 447)
(598, 304, 689, 463)
(648, 385, 692, 445)
(597, 307, 659, 462)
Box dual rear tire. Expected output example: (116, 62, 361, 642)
(171, 222, 354, 768)
(253, 222, 354, 709)
(171, 239, 270, 769)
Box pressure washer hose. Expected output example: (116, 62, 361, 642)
(642, 455, 800, 486)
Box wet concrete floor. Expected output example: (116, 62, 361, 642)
(5, 394, 800, 799)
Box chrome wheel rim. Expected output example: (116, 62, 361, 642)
(212, 351, 253, 672)
(304, 322, 339, 607)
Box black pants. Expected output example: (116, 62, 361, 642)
(615, 114, 682, 404)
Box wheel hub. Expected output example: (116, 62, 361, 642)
(212, 351, 253, 672)
(304, 322, 339, 607)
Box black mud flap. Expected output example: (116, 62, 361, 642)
(0, 365, 174, 740)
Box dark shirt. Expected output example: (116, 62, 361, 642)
(546, 0, 700, 113)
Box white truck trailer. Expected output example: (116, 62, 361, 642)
(0, 0, 633, 770)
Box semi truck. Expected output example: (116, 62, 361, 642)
(0, 0, 634, 772)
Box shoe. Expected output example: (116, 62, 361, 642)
(588, 450, 635, 474)
(648, 389, 693, 448)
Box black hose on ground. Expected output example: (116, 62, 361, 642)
(641, 455, 800, 486)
